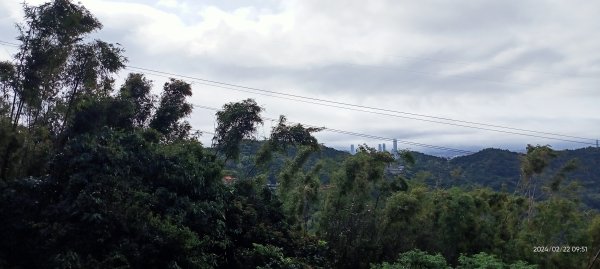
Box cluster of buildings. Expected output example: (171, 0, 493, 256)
(349, 139, 404, 175)
(350, 139, 399, 157)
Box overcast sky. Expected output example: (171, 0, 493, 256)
(1, 0, 599, 156)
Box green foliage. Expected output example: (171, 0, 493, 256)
(521, 145, 556, 178)
(213, 99, 263, 161)
(371, 250, 450, 269)
(0, 118, 52, 180)
(244, 243, 298, 269)
(319, 146, 396, 268)
(514, 197, 589, 268)
(149, 79, 193, 141)
(223, 178, 329, 268)
(402, 147, 600, 210)
(1, 2, 599, 269)
(269, 115, 323, 152)
(457, 253, 537, 269)
(371, 250, 537, 269)
(0, 0, 126, 181)
(0, 128, 227, 268)
(319, 166, 595, 269)
(118, 73, 154, 127)
(69, 96, 133, 135)
(277, 146, 322, 233)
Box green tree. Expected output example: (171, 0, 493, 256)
(371, 249, 450, 269)
(118, 73, 154, 127)
(319, 145, 395, 268)
(149, 79, 192, 141)
(0, 0, 125, 181)
(457, 252, 536, 269)
(10, 0, 105, 129)
(213, 99, 263, 162)
(0, 128, 225, 268)
(517, 145, 556, 217)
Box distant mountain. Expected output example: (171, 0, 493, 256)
(404, 147, 600, 209)
(231, 142, 600, 209)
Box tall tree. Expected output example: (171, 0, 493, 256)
(0, 0, 125, 181)
(213, 99, 263, 162)
(118, 73, 154, 128)
(9, 0, 126, 131)
(149, 79, 193, 141)
(319, 145, 395, 268)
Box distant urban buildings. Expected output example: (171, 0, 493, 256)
(348, 139, 405, 175)
(350, 139, 399, 158)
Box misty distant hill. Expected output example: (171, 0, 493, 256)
(232, 142, 600, 209)
(405, 147, 600, 209)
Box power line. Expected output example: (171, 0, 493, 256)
(127, 65, 595, 142)
(132, 67, 596, 146)
(125, 66, 597, 146)
(193, 129, 215, 136)
(193, 104, 473, 154)
(1, 40, 596, 145)
(0, 41, 19, 47)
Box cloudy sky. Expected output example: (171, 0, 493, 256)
(1, 0, 599, 156)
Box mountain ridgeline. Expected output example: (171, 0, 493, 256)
(234, 144, 600, 209)
(2, 1, 600, 268)
(408, 147, 600, 207)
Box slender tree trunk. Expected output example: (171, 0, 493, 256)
(13, 99, 25, 128)
(11, 28, 33, 130)
(58, 60, 86, 140)
(9, 90, 17, 123)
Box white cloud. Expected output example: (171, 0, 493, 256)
(1, 0, 599, 154)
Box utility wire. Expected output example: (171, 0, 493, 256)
(129, 65, 596, 142)
(126, 66, 597, 146)
(193, 104, 474, 154)
(0, 41, 19, 47)
(1, 40, 595, 145)
(193, 129, 215, 136)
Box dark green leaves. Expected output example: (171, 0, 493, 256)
(269, 115, 323, 151)
(118, 73, 154, 127)
(150, 79, 193, 141)
(213, 99, 263, 161)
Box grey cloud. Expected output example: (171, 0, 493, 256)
(1, 0, 599, 156)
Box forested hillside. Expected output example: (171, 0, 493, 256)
(0, 1, 599, 268)
(405, 147, 600, 209)
(234, 144, 600, 209)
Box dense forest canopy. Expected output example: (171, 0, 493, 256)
(0, 1, 599, 268)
